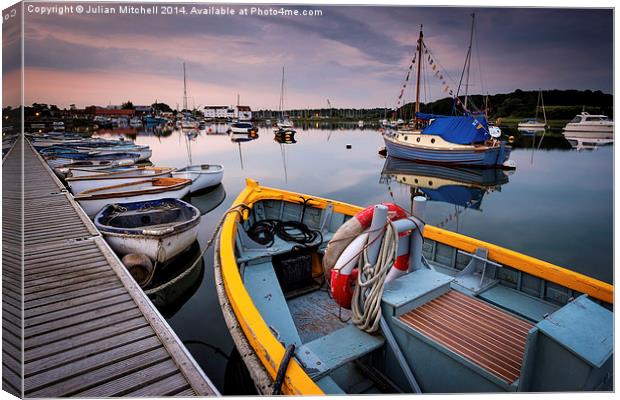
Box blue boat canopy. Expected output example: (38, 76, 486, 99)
(421, 186, 484, 209)
(416, 113, 490, 145)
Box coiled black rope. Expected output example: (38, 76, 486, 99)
(247, 219, 322, 247)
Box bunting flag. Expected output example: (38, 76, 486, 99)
(395, 52, 417, 107)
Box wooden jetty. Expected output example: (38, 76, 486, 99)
(2, 138, 219, 397)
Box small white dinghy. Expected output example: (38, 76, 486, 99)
(66, 166, 175, 194)
(171, 164, 224, 194)
(94, 198, 201, 264)
(74, 177, 192, 219)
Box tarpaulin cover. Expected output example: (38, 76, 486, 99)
(416, 113, 490, 145)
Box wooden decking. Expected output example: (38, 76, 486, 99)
(3, 138, 219, 397)
(3, 139, 24, 397)
(399, 290, 533, 384)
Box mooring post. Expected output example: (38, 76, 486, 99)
(367, 204, 388, 265)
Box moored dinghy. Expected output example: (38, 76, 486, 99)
(172, 164, 224, 193)
(74, 177, 191, 218)
(215, 179, 612, 395)
(44, 151, 141, 169)
(66, 166, 175, 194)
(94, 198, 201, 264)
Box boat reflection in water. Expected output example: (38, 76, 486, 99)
(273, 130, 297, 144)
(188, 183, 227, 215)
(144, 240, 204, 318)
(145, 185, 227, 317)
(230, 131, 259, 169)
(380, 156, 510, 213)
(274, 130, 296, 183)
(563, 130, 614, 151)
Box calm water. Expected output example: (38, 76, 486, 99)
(103, 124, 612, 393)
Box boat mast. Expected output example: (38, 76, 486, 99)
(182, 62, 188, 111)
(534, 89, 540, 121)
(279, 66, 285, 119)
(414, 25, 423, 122)
(540, 89, 547, 125)
(464, 13, 475, 110)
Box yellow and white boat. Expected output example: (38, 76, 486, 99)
(215, 179, 613, 395)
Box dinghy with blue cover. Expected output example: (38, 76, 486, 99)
(95, 198, 201, 264)
(214, 179, 612, 395)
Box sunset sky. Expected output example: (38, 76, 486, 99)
(7, 4, 614, 109)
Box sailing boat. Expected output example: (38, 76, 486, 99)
(382, 17, 514, 168)
(518, 89, 547, 131)
(274, 67, 296, 133)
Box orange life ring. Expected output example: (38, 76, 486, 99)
(324, 203, 409, 309)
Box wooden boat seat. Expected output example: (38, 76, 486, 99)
(296, 324, 385, 380)
(243, 261, 302, 347)
(399, 290, 533, 384)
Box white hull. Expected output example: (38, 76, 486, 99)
(229, 126, 251, 134)
(172, 165, 224, 193)
(76, 185, 190, 219)
(64, 165, 137, 177)
(517, 123, 546, 130)
(47, 157, 137, 169)
(80, 147, 152, 161)
(563, 130, 614, 140)
(68, 170, 174, 194)
(563, 124, 614, 134)
(103, 224, 199, 263)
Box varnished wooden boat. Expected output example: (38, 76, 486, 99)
(215, 179, 613, 395)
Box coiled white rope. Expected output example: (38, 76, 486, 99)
(351, 220, 399, 333)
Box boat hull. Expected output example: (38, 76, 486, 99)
(95, 198, 201, 263)
(75, 179, 191, 218)
(383, 135, 511, 167)
(216, 179, 613, 395)
(67, 169, 174, 194)
(172, 165, 224, 193)
(563, 127, 614, 137)
(563, 124, 613, 134)
(103, 222, 199, 263)
(517, 123, 545, 131)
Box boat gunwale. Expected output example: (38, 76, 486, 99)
(174, 164, 225, 174)
(218, 179, 613, 396)
(66, 166, 176, 182)
(74, 177, 191, 200)
(94, 198, 201, 237)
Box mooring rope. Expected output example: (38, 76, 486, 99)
(145, 203, 249, 293)
(351, 220, 399, 333)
